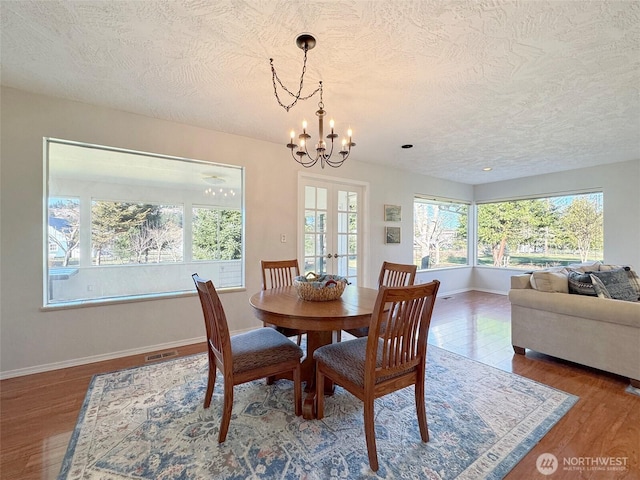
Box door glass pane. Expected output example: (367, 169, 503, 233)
(348, 213, 357, 233)
(304, 257, 320, 275)
(317, 188, 327, 210)
(348, 255, 358, 284)
(348, 234, 357, 254)
(338, 234, 348, 256)
(338, 212, 347, 233)
(305, 234, 315, 256)
(317, 255, 327, 275)
(337, 190, 347, 210)
(317, 212, 327, 232)
(316, 234, 326, 256)
(304, 210, 315, 231)
(348, 191, 357, 211)
(305, 186, 316, 209)
(337, 255, 348, 277)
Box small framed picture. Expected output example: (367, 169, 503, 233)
(384, 204, 401, 222)
(385, 226, 401, 244)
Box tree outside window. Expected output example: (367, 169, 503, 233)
(414, 198, 468, 269)
(477, 192, 603, 269)
(48, 197, 80, 267)
(192, 207, 242, 261)
(91, 201, 183, 265)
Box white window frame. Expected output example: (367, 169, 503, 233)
(44, 138, 245, 308)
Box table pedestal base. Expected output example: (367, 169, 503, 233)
(301, 330, 339, 419)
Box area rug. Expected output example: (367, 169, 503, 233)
(58, 346, 577, 480)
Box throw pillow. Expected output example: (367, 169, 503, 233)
(589, 269, 638, 302)
(530, 269, 569, 293)
(567, 270, 596, 296)
(597, 265, 640, 300)
(567, 261, 602, 273)
(589, 274, 611, 299)
(627, 268, 640, 300)
(598, 264, 624, 272)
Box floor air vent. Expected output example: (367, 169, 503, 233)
(145, 350, 178, 362)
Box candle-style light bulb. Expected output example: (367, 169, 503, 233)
(329, 119, 335, 130)
(347, 129, 353, 138)
(302, 120, 307, 131)
(290, 130, 295, 139)
(342, 138, 347, 147)
(300, 139, 305, 148)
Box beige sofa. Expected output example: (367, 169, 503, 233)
(509, 264, 640, 387)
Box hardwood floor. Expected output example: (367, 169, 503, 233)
(1, 291, 638, 479)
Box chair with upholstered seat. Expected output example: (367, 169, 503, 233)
(346, 261, 417, 338)
(261, 259, 306, 344)
(192, 273, 303, 443)
(314, 280, 440, 471)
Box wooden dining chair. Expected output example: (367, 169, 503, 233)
(192, 273, 303, 442)
(346, 261, 418, 338)
(314, 280, 440, 471)
(378, 261, 417, 288)
(261, 259, 306, 345)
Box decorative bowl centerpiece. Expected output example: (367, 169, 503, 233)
(293, 272, 348, 301)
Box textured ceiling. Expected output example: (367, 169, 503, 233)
(1, 0, 639, 185)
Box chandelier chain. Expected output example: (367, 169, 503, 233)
(273, 33, 356, 168)
(270, 46, 321, 112)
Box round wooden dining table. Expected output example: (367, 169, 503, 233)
(249, 284, 379, 419)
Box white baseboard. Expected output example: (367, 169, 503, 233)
(439, 287, 507, 296)
(0, 326, 256, 380)
(473, 288, 509, 296)
(0, 337, 203, 380)
(438, 287, 472, 297)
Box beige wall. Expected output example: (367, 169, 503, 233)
(0, 87, 472, 376)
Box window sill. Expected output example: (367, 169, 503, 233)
(41, 287, 246, 311)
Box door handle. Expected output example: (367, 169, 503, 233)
(327, 254, 333, 259)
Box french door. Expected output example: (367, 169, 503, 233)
(299, 177, 364, 286)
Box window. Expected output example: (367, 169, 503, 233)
(476, 192, 603, 269)
(192, 206, 242, 261)
(91, 201, 184, 265)
(45, 139, 244, 306)
(48, 197, 80, 265)
(414, 197, 469, 269)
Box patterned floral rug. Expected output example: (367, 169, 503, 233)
(59, 345, 577, 479)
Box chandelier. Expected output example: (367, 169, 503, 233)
(270, 33, 356, 169)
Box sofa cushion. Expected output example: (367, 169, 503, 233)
(589, 269, 638, 302)
(508, 288, 640, 328)
(511, 274, 533, 289)
(567, 270, 597, 296)
(530, 268, 569, 293)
